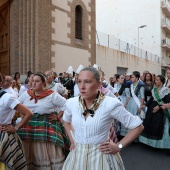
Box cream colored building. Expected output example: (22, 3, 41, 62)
(0, 0, 95, 76)
(96, 0, 170, 75)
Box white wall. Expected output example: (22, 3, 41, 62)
(96, 0, 161, 56)
(96, 44, 161, 81)
(52, 44, 90, 73)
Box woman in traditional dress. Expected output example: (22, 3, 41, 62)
(116, 75, 131, 137)
(19, 72, 34, 96)
(13, 72, 22, 91)
(62, 67, 144, 170)
(127, 71, 145, 117)
(45, 70, 67, 97)
(116, 74, 131, 106)
(17, 73, 69, 170)
(0, 73, 33, 170)
(113, 74, 120, 90)
(73, 65, 83, 97)
(139, 75, 170, 148)
(109, 77, 114, 87)
(120, 71, 145, 136)
(143, 73, 154, 103)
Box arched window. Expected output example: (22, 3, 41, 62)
(75, 5, 82, 40)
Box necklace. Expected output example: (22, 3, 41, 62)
(79, 91, 105, 117)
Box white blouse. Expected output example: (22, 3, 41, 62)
(4, 87, 18, 98)
(74, 84, 80, 97)
(0, 93, 20, 124)
(106, 84, 117, 94)
(63, 96, 142, 144)
(19, 85, 28, 96)
(18, 91, 66, 114)
(50, 83, 67, 96)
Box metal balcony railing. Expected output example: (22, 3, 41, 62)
(161, 18, 170, 28)
(162, 0, 170, 16)
(162, 0, 170, 10)
(162, 37, 170, 46)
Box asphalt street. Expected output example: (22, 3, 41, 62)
(121, 142, 170, 170)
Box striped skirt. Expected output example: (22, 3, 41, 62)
(23, 141, 65, 170)
(0, 132, 27, 170)
(62, 143, 125, 170)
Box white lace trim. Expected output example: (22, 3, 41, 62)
(152, 86, 169, 102)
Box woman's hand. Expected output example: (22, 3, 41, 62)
(70, 142, 75, 151)
(161, 103, 170, 110)
(99, 139, 120, 154)
(0, 125, 16, 133)
(138, 106, 142, 113)
(141, 105, 146, 109)
(153, 106, 159, 113)
(48, 114, 59, 122)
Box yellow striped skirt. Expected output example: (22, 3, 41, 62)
(62, 143, 125, 170)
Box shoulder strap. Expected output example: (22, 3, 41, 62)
(0, 91, 6, 98)
(135, 83, 144, 96)
(118, 84, 126, 95)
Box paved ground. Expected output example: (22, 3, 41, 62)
(121, 142, 170, 170)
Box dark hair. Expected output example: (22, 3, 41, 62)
(59, 73, 63, 76)
(27, 71, 34, 78)
(114, 74, 120, 81)
(25, 78, 29, 84)
(53, 72, 57, 76)
(156, 75, 165, 84)
(34, 73, 46, 83)
(80, 67, 101, 82)
(73, 71, 75, 78)
(144, 73, 153, 83)
(14, 72, 20, 80)
(132, 71, 140, 80)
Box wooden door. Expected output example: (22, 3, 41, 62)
(0, 2, 9, 75)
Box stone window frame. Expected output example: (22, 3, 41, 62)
(69, 0, 88, 49)
(75, 5, 83, 40)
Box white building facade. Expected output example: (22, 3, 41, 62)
(96, 0, 170, 74)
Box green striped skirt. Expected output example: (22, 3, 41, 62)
(62, 143, 125, 170)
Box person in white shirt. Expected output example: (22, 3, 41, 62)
(62, 67, 144, 170)
(0, 73, 33, 170)
(45, 70, 68, 97)
(19, 72, 34, 96)
(74, 65, 83, 97)
(2, 75, 18, 98)
(12, 80, 19, 97)
(17, 73, 69, 170)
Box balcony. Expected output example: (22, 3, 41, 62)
(161, 56, 170, 66)
(162, 37, 170, 50)
(161, 0, 170, 17)
(166, 56, 170, 65)
(161, 18, 170, 33)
